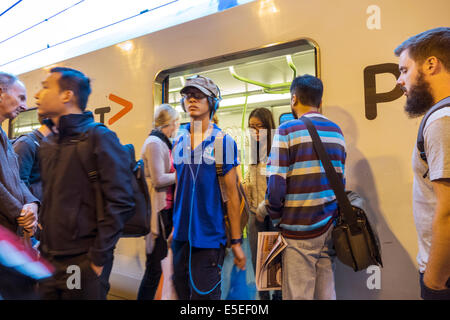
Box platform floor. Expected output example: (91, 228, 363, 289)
(107, 236, 258, 300)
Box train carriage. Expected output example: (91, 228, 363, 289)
(2, 0, 449, 299)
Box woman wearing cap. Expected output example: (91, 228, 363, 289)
(137, 104, 179, 300)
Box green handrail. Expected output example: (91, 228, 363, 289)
(263, 87, 290, 94)
(286, 55, 297, 78)
(229, 56, 298, 180)
(229, 66, 291, 92)
(241, 91, 249, 240)
(240, 89, 249, 178)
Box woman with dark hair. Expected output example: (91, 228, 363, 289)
(242, 107, 280, 300)
(247, 108, 275, 163)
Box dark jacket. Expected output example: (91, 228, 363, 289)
(39, 112, 134, 266)
(0, 128, 38, 233)
(13, 130, 44, 200)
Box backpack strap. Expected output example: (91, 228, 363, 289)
(12, 130, 40, 147)
(27, 130, 42, 147)
(30, 131, 43, 161)
(75, 122, 106, 223)
(213, 131, 229, 203)
(417, 97, 450, 163)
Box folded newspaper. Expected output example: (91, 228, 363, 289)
(255, 232, 287, 291)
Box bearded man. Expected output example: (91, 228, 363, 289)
(395, 27, 450, 300)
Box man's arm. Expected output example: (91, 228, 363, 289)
(223, 166, 246, 270)
(423, 178, 450, 290)
(0, 135, 38, 226)
(0, 180, 38, 232)
(0, 182, 23, 222)
(14, 139, 40, 233)
(422, 117, 450, 290)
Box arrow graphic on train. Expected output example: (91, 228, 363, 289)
(107, 94, 133, 125)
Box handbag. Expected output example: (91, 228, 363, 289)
(302, 116, 382, 272)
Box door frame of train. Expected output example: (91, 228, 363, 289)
(153, 37, 321, 109)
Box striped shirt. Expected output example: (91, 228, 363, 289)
(265, 112, 346, 239)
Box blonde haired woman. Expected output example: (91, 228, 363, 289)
(138, 104, 179, 300)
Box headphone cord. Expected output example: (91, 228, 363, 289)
(187, 155, 223, 296)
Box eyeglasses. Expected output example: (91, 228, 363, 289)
(249, 124, 266, 131)
(181, 91, 207, 100)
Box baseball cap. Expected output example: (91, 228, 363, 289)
(180, 75, 219, 98)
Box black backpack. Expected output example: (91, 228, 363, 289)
(76, 123, 151, 238)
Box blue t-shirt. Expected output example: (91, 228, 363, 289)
(172, 123, 239, 248)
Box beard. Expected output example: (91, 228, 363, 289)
(291, 106, 298, 119)
(404, 72, 435, 118)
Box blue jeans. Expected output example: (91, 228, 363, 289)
(172, 240, 225, 300)
(282, 226, 336, 300)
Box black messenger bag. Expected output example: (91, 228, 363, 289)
(302, 116, 383, 272)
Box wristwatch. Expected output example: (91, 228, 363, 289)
(230, 238, 243, 245)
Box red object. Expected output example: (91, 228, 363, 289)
(0, 225, 54, 280)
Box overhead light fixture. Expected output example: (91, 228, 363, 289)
(116, 40, 134, 52)
(259, 0, 278, 16)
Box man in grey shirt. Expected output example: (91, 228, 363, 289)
(395, 27, 450, 299)
(0, 72, 39, 235)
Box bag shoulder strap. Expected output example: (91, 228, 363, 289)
(28, 131, 43, 165)
(213, 130, 229, 203)
(417, 97, 450, 162)
(13, 131, 40, 147)
(27, 131, 41, 146)
(76, 122, 106, 222)
(301, 116, 356, 226)
(12, 131, 42, 169)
